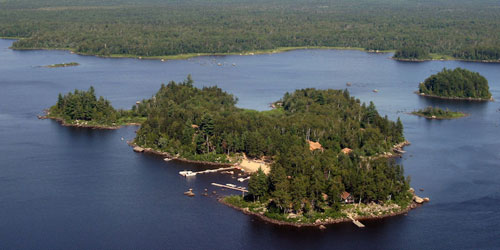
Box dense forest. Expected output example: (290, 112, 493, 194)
(131, 77, 409, 214)
(134, 77, 405, 160)
(48, 87, 145, 126)
(1, 0, 500, 61)
(418, 68, 492, 100)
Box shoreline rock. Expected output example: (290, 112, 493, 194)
(219, 197, 423, 228)
(410, 111, 468, 120)
(415, 91, 494, 102)
(127, 141, 235, 167)
(42, 112, 141, 130)
(133, 146, 145, 153)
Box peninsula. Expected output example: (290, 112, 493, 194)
(43, 86, 146, 129)
(418, 68, 492, 101)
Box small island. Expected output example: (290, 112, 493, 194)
(46, 77, 427, 226)
(412, 106, 467, 119)
(418, 68, 492, 101)
(43, 62, 79, 68)
(42, 86, 146, 129)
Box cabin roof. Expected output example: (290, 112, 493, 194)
(307, 140, 323, 151)
(341, 191, 351, 200)
(341, 148, 353, 154)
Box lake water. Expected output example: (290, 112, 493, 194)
(1, 39, 499, 249)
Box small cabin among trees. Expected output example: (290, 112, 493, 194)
(307, 140, 324, 152)
(341, 148, 352, 155)
(341, 191, 354, 203)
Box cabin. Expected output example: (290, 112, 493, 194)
(340, 191, 354, 204)
(341, 148, 352, 155)
(307, 140, 324, 152)
(321, 193, 328, 201)
(191, 124, 199, 129)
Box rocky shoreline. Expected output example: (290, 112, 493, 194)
(410, 112, 468, 120)
(394, 57, 500, 63)
(393, 58, 428, 62)
(129, 140, 411, 171)
(38, 112, 141, 130)
(128, 142, 235, 167)
(415, 91, 494, 102)
(219, 196, 424, 228)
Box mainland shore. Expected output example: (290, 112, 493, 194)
(5, 37, 498, 64)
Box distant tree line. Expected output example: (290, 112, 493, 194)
(453, 47, 500, 61)
(1, 0, 499, 61)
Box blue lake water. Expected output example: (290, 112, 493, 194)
(1, 39, 499, 249)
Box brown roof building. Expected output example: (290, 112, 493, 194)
(341, 148, 352, 155)
(307, 140, 324, 152)
(340, 191, 354, 203)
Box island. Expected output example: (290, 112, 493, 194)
(412, 106, 467, 120)
(128, 78, 424, 226)
(43, 62, 79, 68)
(418, 68, 493, 101)
(45, 77, 427, 226)
(42, 86, 146, 129)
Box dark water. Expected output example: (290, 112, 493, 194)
(1, 39, 499, 250)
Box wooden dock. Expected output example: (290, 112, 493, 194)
(179, 167, 237, 177)
(211, 183, 248, 193)
(348, 215, 365, 228)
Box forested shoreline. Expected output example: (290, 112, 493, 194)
(1, 0, 500, 61)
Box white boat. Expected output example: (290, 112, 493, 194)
(237, 177, 250, 182)
(226, 184, 236, 188)
(179, 170, 194, 176)
(164, 158, 172, 161)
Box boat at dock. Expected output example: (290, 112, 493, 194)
(179, 167, 237, 177)
(179, 170, 194, 176)
(237, 177, 250, 182)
